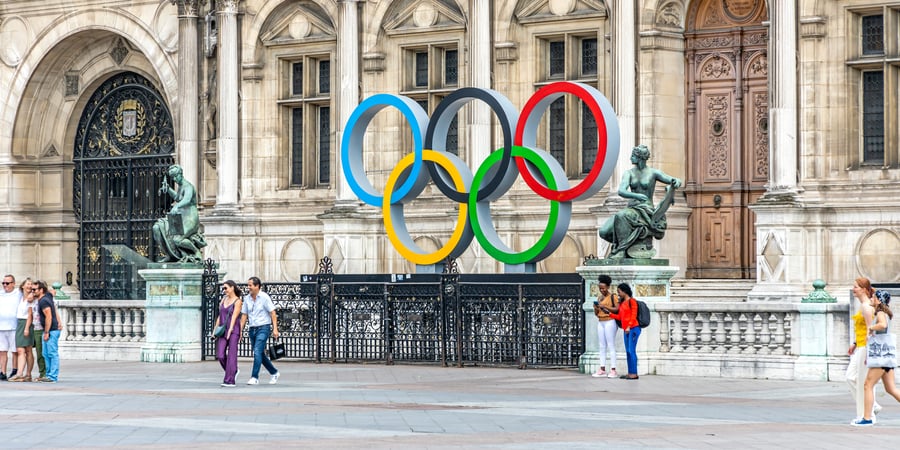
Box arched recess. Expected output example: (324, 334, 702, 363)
(1, 9, 177, 155)
(683, 0, 769, 279)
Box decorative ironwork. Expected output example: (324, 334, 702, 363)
(74, 72, 175, 299)
(318, 256, 334, 274)
(201, 266, 585, 368)
(441, 257, 459, 274)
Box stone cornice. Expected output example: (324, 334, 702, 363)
(639, 30, 684, 52)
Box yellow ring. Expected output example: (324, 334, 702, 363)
(383, 149, 469, 265)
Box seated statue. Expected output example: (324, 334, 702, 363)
(599, 145, 682, 259)
(152, 164, 207, 263)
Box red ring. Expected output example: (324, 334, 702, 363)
(513, 81, 611, 202)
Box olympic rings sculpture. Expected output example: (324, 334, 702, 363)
(341, 81, 620, 267)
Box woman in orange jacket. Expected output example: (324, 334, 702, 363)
(604, 283, 640, 379)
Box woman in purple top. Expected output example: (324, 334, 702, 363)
(215, 280, 243, 387)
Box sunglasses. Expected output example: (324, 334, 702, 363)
(1, 282, 11, 285)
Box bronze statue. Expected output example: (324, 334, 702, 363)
(152, 164, 207, 263)
(599, 145, 682, 259)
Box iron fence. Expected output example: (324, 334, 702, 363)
(201, 258, 585, 368)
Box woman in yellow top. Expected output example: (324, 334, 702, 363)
(847, 277, 880, 423)
(591, 275, 619, 378)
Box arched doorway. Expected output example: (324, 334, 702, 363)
(684, 0, 769, 279)
(74, 72, 175, 299)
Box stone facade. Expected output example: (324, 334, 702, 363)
(0, 0, 897, 302)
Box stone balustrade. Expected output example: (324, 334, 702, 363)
(646, 301, 850, 380)
(57, 300, 146, 361)
(655, 302, 796, 355)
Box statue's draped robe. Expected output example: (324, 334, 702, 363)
(600, 200, 667, 257)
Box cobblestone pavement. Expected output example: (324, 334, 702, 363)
(1, 359, 898, 449)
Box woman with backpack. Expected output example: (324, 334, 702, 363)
(604, 283, 640, 380)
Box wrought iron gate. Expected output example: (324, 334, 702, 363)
(202, 259, 586, 368)
(74, 72, 175, 299)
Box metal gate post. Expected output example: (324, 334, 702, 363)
(440, 258, 462, 367)
(517, 284, 527, 370)
(200, 258, 219, 361)
(316, 257, 333, 364)
(384, 284, 393, 365)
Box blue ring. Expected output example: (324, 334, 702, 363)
(341, 94, 428, 206)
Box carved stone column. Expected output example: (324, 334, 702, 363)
(767, 1, 799, 196)
(610, 0, 637, 193)
(335, 0, 361, 204)
(467, 0, 491, 165)
(216, 0, 240, 209)
(173, 0, 201, 186)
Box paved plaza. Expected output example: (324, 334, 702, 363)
(1, 359, 898, 449)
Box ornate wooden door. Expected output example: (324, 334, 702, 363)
(685, 0, 768, 279)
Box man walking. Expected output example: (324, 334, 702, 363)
(34, 281, 60, 383)
(0, 274, 21, 380)
(240, 276, 280, 385)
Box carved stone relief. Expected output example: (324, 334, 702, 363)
(65, 72, 80, 97)
(655, 1, 684, 29)
(109, 38, 130, 66)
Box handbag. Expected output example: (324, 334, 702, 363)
(866, 332, 897, 368)
(268, 339, 286, 361)
(212, 324, 226, 338)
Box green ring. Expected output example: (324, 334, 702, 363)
(469, 146, 565, 264)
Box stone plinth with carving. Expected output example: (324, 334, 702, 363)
(139, 264, 204, 363)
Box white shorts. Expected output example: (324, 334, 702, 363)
(0, 330, 15, 352)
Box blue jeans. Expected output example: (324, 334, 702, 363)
(42, 330, 60, 381)
(624, 327, 641, 375)
(248, 325, 277, 379)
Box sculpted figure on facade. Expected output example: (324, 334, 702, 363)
(599, 145, 682, 259)
(152, 164, 207, 263)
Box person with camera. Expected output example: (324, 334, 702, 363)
(239, 276, 280, 385)
(591, 274, 619, 378)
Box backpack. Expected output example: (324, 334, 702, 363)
(635, 298, 651, 328)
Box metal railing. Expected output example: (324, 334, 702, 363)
(201, 258, 585, 368)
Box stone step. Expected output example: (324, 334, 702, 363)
(669, 279, 756, 302)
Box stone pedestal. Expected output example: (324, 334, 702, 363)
(139, 265, 204, 363)
(794, 302, 845, 381)
(576, 260, 678, 375)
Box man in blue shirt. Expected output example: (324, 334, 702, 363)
(239, 277, 280, 385)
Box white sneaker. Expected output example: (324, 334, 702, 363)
(874, 404, 883, 415)
(269, 372, 280, 384)
(247, 377, 259, 385)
